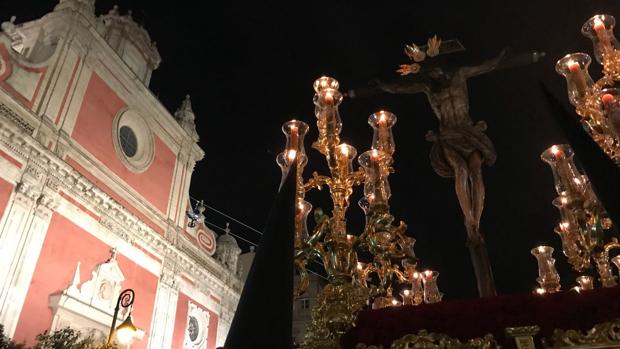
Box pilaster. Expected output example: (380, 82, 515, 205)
(0, 164, 58, 336)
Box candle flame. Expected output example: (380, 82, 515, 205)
(339, 144, 349, 156)
(535, 287, 546, 295)
(391, 299, 399, 306)
(379, 111, 387, 123)
(424, 270, 432, 277)
(287, 149, 297, 161)
(403, 289, 410, 296)
(357, 262, 363, 270)
(561, 196, 568, 205)
(574, 177, 581, 185)
(413, 271, 419, 279)
(325, 91, 334, 103)
(551, 145, 561, 155)
(560, 221, 570, 230)
(594, 16, 605, 29)
(371, 149, 379, 158)
(537, 246, 546, 253)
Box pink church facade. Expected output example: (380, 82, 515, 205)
(0, 1, 243, 348)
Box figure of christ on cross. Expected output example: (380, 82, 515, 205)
(348, 41, 544, 297)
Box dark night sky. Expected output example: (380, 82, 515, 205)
(4, 0, 620, 300)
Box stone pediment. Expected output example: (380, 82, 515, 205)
(61, 249, 125, 314)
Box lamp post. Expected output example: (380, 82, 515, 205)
(107, 288, 137, 346)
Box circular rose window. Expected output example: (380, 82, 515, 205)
(112, 109, 154, 172)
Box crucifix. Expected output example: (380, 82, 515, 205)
(347, 36, 544, 297)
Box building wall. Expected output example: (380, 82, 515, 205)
(14, 213, 159, 348)
(70, 72, 176, 215)
(0, 3, 242, 348)
(172, 292, 219, 349)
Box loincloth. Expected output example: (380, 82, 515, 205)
(428, 121, 496, 178)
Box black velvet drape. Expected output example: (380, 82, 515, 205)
(224, 160, 296, 349)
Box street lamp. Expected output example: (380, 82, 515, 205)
(107, 288, 137, 346)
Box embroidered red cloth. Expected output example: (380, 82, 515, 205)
(341, 286, 620, 348)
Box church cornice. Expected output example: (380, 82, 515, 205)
(0, 108, 241, 300)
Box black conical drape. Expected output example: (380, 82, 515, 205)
(224, 159, 297, 349)
(541, 85, 620, 226)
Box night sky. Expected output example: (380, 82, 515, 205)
(4, 0, 620, 300)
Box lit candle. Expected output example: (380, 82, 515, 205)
(567, 60, 588, 97)
(593, 16, 613, 54)
(287, 149, 297, 161)
(550, 145, 578, 194)
(346, 234, 354, 245)
(412, 271, 424, 305)
(324, 91, 334, 105)
(377, 111, 389, 152)
(290, 124, 299, 153)
(370, 149, 381, 174)
(535, 287, 546, 295)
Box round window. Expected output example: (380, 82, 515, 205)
(112, 109, 154, 172)
(119, 126, 138, 158)
(188, 316, 199, 341)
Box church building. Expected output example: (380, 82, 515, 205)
(0, 1, 245, 348)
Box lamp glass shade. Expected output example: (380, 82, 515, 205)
(115, 314, 137, 345)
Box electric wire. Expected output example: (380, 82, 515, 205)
(204, 219, 328, 281)
(189, 195, 328, 281)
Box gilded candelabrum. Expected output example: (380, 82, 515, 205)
(277, 76, 440, 349)
(556, 14, 620, 165)
(540, 144, 617, 289)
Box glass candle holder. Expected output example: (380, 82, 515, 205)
(411, 271, 424, 305)
(400, 289, 414, 306)
(295, 199, 312, 247)
(422, 270, 443, 303)
(555, 53, 595, 106)
(576, 275, 594, 290)
(313, 82, 343, 147)
(358, 149, 391, 206)
(282, 119, 310, 157)
(368, 110, 397, 156)
(582, 14, 619, 64)
(276, 119, 310, 185)
(313, 75, 340, 93)
(541, 144, 585, 196)
(531, 246, 561, 293)
(335, 143, 357, 179)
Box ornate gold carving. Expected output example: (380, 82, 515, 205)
(543, 319, 620, 348)
(506, 326, 540, 349)
(355, 330, 499, 349)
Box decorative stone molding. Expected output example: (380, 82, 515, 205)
(0, 111, 243, 301)
(0, 103, 33, 133)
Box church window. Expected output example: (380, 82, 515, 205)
(119, 126, 138, 158)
